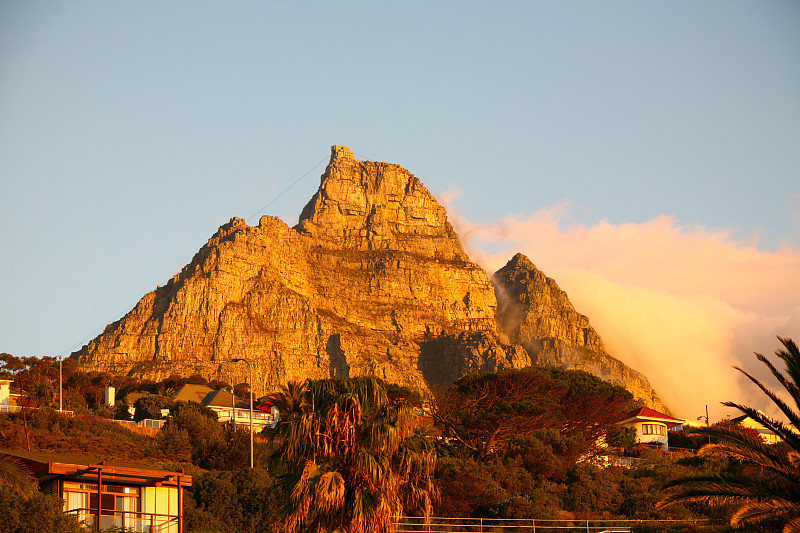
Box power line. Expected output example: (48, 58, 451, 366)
(247, 155, 328, 221)
(64, 155, 330, 358)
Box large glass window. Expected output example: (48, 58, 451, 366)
(63, 482, 140, 530)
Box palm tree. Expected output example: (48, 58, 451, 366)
(661, 337, 800, 532)
(0, 453, 36, 495)
(267, 380, 311, 423)
(271, 376, 436, 533)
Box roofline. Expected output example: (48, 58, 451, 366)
(2, 451, 192, 487)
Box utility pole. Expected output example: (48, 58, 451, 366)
(231, 358, 253, 468)
(59, 354, 63, 412)
(231, 386, 236, 431)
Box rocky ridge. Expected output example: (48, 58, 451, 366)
(72, 146, 662, 409)
(492, 253, 666, 412)
(72, 146, 528, 395)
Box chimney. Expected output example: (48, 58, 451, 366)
(105, 386, 115, 407)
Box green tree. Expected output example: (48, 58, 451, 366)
(186, 467, 281, 533)
(133, 394, 173, 422)
(661, 337, 800, 532)
(433, 366, 635, 460)
(0, 484, 85, 533)
(271, 376, 437, 533)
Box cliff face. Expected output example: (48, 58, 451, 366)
(72, 146, 527, 394)
(72, 146, 662, 409)
(492, 253, 665, 411)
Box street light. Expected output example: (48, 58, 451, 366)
(59, 354, 63, 412)
(231, 358, 253, 469)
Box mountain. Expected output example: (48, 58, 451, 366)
(72, 146, 662, 409)
(72, 146, 527, 394)
(492, 253, 666, 411)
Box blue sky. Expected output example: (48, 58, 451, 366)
(1, 2, 798, 417)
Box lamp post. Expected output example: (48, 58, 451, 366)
(697, 404, 710, 445)
(58, 354, 63, 412)
(231, 358, 253, 468)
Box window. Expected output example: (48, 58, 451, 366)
(62, 482, 140, 530)
(642, 423, 666, 436)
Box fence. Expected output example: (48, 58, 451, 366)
(114, 418, 165, 429)
(0, 405, 74, 415)
(67, 507, 179, 532)
(395, 517, 715, 532)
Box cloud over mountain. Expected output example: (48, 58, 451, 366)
(444, 194, 800, 421)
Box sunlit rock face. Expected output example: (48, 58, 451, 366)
(72, 146, 527, 395)
(492, 253, 666, 411)
(72, 146, 663, 408)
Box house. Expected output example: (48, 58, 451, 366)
(198, 387, 277, 431)
(171, 384, 278, 430)
(0, 379, 21, 413)
(618, 407, 685, 449)
(2, 449, 192, 532)
(118, 384, 279, 431)
(171, 383, 214, 404)
(1, 379, 13, 410)
(730, 411, 798, 445)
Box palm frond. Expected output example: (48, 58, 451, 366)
(775, 337, 800, 397)
(660, 337, 800, 532)
(732, 498, 800, 526)
(0, 454, 36, 495)
(314, 471, 345, 513)
(784, 517, 800, 533)
(722, 400, 800, 455)
(693, 424, 796, 479)
(732, 366, 800, 441)
(271, 376, 435, 533)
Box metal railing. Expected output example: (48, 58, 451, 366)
(0, 405, 75, 415)
(66, 507, 180, 532)
(395, 516, 714, 532)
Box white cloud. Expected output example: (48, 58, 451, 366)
(443, 196, 800, 421)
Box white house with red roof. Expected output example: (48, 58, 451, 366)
(618, 407, 685, 449)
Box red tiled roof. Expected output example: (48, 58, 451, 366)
(620, 406, 684, 424)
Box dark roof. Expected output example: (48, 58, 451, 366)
(172, 384, 214, 404)
(0, 449, 192, 487)
(202, 388, 248, 409)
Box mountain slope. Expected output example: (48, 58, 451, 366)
(492, 253, 665, 411)
(72, 146, 527, 394)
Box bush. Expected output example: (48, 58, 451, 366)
(186, 467, 281, 533)
(0, 485, 85, 533)
(133, 395, 173, 422)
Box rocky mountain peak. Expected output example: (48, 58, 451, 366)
(72, 146, 520, 396)
(503, 252, 537, 273)
(296, 146, 466, 260)
(492, 256, 666, 411)
(331, 144, 356, 161)
(71, 146, 662, 410)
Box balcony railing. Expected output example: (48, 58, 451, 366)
(66, 507, 180, 532)
(395, 516, 717, 532)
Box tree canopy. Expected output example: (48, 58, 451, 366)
(432, 366, 637, 460)
(270, 376, 437, 533)
(661, 337, 800, 532)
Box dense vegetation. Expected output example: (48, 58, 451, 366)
(2, 345, 796, 532)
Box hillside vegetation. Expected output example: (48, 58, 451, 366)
(0, 352, 746, 532)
